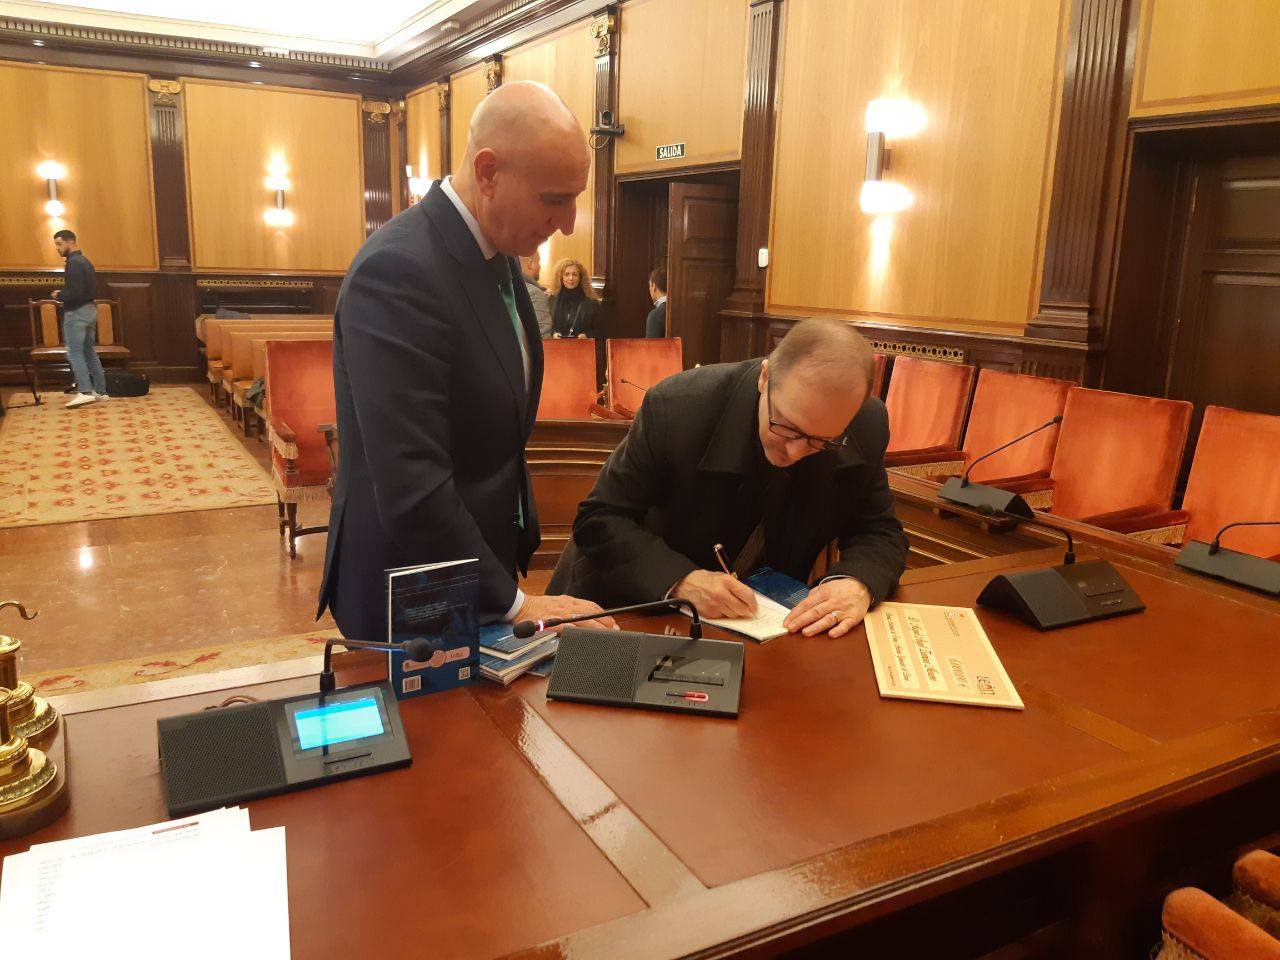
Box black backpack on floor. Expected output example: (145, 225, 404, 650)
(105, 369, 150, 397)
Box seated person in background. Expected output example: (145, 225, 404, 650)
(519, 255, 553, 339)
(548, 319, 908, 637)
(548, 258, 600, 339)
(645, 267, 668, 338)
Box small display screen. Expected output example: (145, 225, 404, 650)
(293, 697, 384, 751)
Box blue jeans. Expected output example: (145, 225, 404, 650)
(63, 303, 106, 395)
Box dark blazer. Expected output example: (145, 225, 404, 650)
(318, 182, 544, 643)
(644, 300, 666, 338)
(549, 293, 600, 338)
(547, 358, 908, 608)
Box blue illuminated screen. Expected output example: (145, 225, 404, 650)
(293, 697, 384, 750)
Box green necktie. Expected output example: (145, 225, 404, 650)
(489, 255, 529, 385)
(489, 255, 528, 530)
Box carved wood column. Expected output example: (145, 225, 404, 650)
(590, 5, 619, 293)
(391, 99, 408, 214)
(439, 85, 452, 178)
(361, 100, 393, 236)
(484, 54, 503, 93)
(719, 0, 784, 361)
(147, 78, 191, 270)
(1025, 0, 1132, 343)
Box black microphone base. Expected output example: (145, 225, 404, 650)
(1175, 541, 1280, 596)
(939, 477, 1034, 520)
(977, 560, 1145, 631)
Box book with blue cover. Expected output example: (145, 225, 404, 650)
(479, 637, 558, 685)
(479, 623, 554, 661)
(385, 558, 479, 700)
(743, 567, 810, 609)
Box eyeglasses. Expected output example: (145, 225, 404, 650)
(766, 383, 847, 452)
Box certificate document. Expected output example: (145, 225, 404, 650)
(863, 602, 1023, 710)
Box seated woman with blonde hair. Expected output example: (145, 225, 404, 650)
(547, 258, 600, 339)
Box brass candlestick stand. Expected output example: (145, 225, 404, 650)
(0, 601, 69, 840)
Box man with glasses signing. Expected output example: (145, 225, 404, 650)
(547, 319, 908, 638)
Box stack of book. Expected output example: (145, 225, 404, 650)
(479, 624, 557, 685)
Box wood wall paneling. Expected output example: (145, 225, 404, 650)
(615, 0, 749, 176)
(450, 64, 489, 175)
(503, 18, 599, 273)
(182, 79, 365, 274)
(0, 62, 158, 271)
(1132, 0, 1280, 117)
(766, 0, 1070, 333)
(405, 82, 443, 183)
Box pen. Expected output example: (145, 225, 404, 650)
(713, 543, 737, 579)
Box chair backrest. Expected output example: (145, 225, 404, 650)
(94, 299, 120, 346)
(884, 356, 976, 453)
(205, 315, 332, 361)
(960, 370, 1072, 482)
(538, 339, 599, 421)
(29, 299, 60, 347)
(870, 353, 888, 399)
(225, 325, 331, 379)
(264, 339, 337, 425)
(605, 337, 683, 413)
(1181, 405, 1280, 557)
(1049, 387, 1192, 520)
(252, 333, 334, 381)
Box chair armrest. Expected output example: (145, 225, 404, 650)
(272, 417, 298, 446)
(589, 403, 628, 421)
(1161, 887, 1280, 960)
(1082, 504, 1173, 528)
(995, 475, 1055, 494)
(885, 447, 964, 467)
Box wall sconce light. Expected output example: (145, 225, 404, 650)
(37, 160, 66, 217)
(263, 159, 294, 227)
(405, 165, 429, 204)
(859, 98, 924, 215)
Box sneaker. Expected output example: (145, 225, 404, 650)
(65, 393, 96, 409)
(94, 392, 111, 402)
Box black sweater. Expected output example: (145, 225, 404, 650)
(61, 251, 96, 310)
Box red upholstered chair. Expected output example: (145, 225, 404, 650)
(1104, 406, 1280, 555)
(999, 387, 1192, 530)
(538, 338, 600, 421)
(1154, 887, 1280, 959)
(883, 356, 976, 474)
(596, 337, 683, 419)
(266, 339, 337, 558)
(890, 370, 1072, 503)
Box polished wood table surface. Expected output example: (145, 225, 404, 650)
(3, 481, 1278, 959)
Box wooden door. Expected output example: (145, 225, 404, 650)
(1168, 155, 1280, 422)
(667, 183, 738, 368)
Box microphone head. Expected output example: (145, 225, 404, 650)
(1050, 415, 1064, 425)
(512, 620, 538, 639)
(404, 636, 444, 662)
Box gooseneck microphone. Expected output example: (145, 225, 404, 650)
(320, 636, 443, 693)
(513, 598, 702, 640)
(960, 416, 1063, 487)
(940, 415, 1064, 519)
(1176, 519, 1280, 596)
(973, 502, 1075, 565)
(619, 378, 649, 393)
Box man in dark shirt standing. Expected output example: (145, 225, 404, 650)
(644, 268, 667, 338)
(51, 229, 106, 408)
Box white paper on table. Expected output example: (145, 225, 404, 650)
(1, 824, 289, 959)
(689, 591, 792, 642)
(26, 805, 250, 856)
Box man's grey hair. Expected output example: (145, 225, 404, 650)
(767, 318, 875, 394)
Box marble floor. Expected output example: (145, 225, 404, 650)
(0, 387, 551, 675)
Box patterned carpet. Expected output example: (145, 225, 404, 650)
(26, 630, 337, 697)
(0, 387, 275, 528)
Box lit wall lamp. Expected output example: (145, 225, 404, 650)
(405, 165, 429, 204)
(859, 98, 925, 215)
(37, 160, 67, 217)
(263, 159, 294, 227)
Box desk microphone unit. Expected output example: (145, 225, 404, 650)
(524, 600, 744, 719)
(158, 637, 420, 817)
(938, 415, 1063, 520)
(974, 508, 1146, 630)
(1174, 521, 1280, 596)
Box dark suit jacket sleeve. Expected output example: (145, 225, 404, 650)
(571, 394, 699, 602)
(825, 403, 909, 604)
(339, 247, 520, 616)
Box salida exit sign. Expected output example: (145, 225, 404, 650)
(656, 142, 686, 161)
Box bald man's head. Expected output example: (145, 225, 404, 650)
(453, 81, 591, 257)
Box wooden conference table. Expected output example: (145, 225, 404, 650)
(3, 480, 1278, 959)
